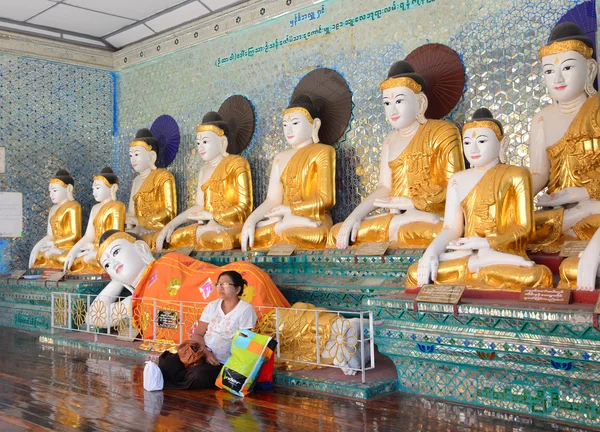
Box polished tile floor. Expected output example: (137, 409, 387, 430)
(0, 327, 594, 432)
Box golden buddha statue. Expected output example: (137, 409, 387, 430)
(125, 129, 177, 249)
(156, 111, 253, 251)
(63, 168, 126, 274)
(329, 61, 464, 249)
(406, 109, 552, 291)
(528, 23, 599, 254)
(29, 169, 82, 269)
(241, 95, 336, 251)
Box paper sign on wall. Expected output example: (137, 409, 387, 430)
(0, 192, 23, 237)
(0, 147, 5, 174)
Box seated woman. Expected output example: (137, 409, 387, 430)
(157, 271, 257, 390)
(406, 109, 552, 291)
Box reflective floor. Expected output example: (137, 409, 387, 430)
(0, 327, 594, 432)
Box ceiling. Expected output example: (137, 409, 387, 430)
(0, 0, 248, 50)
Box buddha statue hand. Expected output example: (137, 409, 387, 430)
(373, 196, 415, 211)
(576, 242, 600, 291)
(125, 214, 139, 230)
(536, 187, 590, 208)
(447, 236, 490, 251)
(187, 210, 213, 222)
(470, 249, 534, 273)
(264, 205, 292, 219)
(336, 215, 362, 249)
(241, 218, 257, 252)
(416, 250, 440, 287)
(256, 217, 282, 228)
(155, 221, 177, 252)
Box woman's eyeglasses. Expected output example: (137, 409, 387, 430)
(216, 282, 237, 288)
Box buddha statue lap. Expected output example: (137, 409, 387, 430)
(527, 23, 599, 260)
(329, 61, 464, 249)
(406, 109, 552, 291)
(241, 95, 336, 251)
(63, 168, 126, 274)
(156, 111, 253, 252)
(29, 169, 82, 269)
(126, 129, 177, 249)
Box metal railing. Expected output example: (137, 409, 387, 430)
(50, 292, 376, 382)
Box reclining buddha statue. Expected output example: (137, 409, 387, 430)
(29, 169, 81, 269)
(63, 168, 126, 274)
(91, 229, 370, 373)
(329, 60, 464, 249)
(406, 109, 553, 291)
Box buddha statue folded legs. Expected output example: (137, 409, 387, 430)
(156, 109, 254, 252)
(30, 170, 82, 269)
(407, 109, 552, 291)
(526, 22, 600, 253)
(330, 60, 464, 250)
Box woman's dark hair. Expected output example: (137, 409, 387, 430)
(218, 270, 247, 297)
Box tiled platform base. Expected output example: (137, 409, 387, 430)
(366, 294, 600, 427)
(190, 249, 422, 310)
(39, 330, 399, 400)
(0, 274, 108, 332)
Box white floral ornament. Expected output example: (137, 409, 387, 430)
(323, 318, 359, 375)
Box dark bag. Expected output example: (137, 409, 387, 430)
(177, 340, 205, 368)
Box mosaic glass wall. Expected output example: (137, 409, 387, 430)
(115, 0, 588, 225)
(0, 55, 115, 271)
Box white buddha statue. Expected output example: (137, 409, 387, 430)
(329, 61, 464, 249)
(407, 109, 552, 291)
(155, 112, 252, 251)
(63, 168, 126, 274)
(241, 95, 336, 251)
(528, 22, 599, 255)
(29, 169, 82, 269)
(126, 129, 177, 249)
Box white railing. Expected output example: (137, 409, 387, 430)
(50, 292, 376, 382)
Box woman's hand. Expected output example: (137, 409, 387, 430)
(204, 349, 220, 366)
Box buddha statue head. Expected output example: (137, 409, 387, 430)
(49, 169, 74, 204)
(282, 95, 322, 147)
(93, 167, 119, 202)
(195, 112, 230, 162)
(539, 22, 597, 103)
(462, 108, 509, 168)
(129, 129, 160, 173)
(97, 230, 153, 285)
(380, 60, 428, 129)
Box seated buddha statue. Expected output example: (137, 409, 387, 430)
(241, 95, 335, 251)
(63, 168, 126, 274)
(29, 169, 82, 269)
(329, 61, 464, 249)
(406, 109, 552, 291)
(528, 22, 599, 253)
(126, 129, 177, 249)
(89, 230, 290, 331)
(155, 112, 252, 251)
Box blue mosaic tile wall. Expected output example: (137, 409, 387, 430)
(0, 55, 115, 272)
(114, 0, 588, 225)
